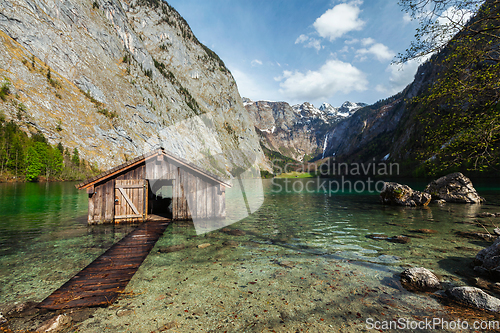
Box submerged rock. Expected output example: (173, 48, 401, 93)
(277, 260, 294, 268)
(424, 172, 483, 203)
(380, 182, 431, 207)
(197, 243, 211, 249)
(0, 312, 6, 324)
(6, 301, 37, 316)
(456, 231, 496, 242)
(36, 314, 72, 332)
(366, 234, 389, 240)
(159, 321, 179, 330)
(446, 286, 500, 312)
(387, 235, 411, 244)
(474, 237, 500, 280)
(471, 277, 500, 294)
(158, 244, 185, 253)
(400, 267, 441, 292)
(411, 229, 438, 234)
(222, 240, 239, 248)
(477, 212, 500, 218)
(221, 228, 246, 236)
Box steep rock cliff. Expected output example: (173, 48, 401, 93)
(320, 57, 441, 164)
(0, 0, 265, 176)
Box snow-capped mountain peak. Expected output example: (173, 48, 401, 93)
(338, 101, 367, 115)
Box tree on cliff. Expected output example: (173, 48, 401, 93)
(398, 0, 500, 175)
(398, 0, 500, 62)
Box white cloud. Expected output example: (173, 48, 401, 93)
(295, 34, 309, 44)
(295, 34, 323, 51)
(377, 59, 423, 94)
(403, 12, 412, 24)
(231, 68, 274, 100)
(339, 45, 349, 53)
(313, 2, 365, 41)
(356, 42, 394, 62)
(435, 6, 474, 42)
(277, 59, 368, 102)
(361, 37, 375, 46)
(251, 59, 263, 66)
(345, 38, 359, 45)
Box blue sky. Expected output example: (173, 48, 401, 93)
(166, 0, 424, 107)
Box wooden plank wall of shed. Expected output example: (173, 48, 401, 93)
(114, 164, 145, 223)
(89, 164, 146, 224)
(147, 158, 227, 220)
(87, 158, 227, 223)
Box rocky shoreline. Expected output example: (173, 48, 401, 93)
(383, 173, 500, 314)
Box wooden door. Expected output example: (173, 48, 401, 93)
(114, 179, 147, 221)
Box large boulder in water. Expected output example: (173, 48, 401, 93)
(400, 267, 441, 292)
(446, 286, 500, 312)
(474, 237, 500, 281)
(380, 182, 431, 207)
(424, 172, 483, 203)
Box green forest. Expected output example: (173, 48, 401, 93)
(0, 115, 99, 182)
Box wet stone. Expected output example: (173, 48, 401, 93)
(68, 308, 96, 323)
(456, 231, 496, 242)
(474, 237, 500, 281)
(277, 260, 294, 268)
(7, 301, 37, 317)
(400, 267, 441, 292)
(116, 309, 134, 317)
(36, 314, 72, 332)
(387, 235, 411, 244)
(366, 234, 388, 240)
(446, 286, 500, 312)
(412, 229, 438, 234)
(159, 321, 179, 331)
(222, 240, 239, 248)
(477, 212, 498, 218)
(221, 228, 246, 236)
(197, 243, 211, 249)
(158, 244, 185, 253)
(425, 172, 483, 203)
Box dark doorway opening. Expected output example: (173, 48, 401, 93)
(148, 179, 173, 219)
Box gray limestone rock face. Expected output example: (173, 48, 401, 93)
(400, 267, 441, 292)
(424, 172, 483, 203)
(380, 182, 432, 206)
(0, 0, 266, 175)
(446, 286, 500, 312)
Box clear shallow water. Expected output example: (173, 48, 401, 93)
(1, 179, 500, 332)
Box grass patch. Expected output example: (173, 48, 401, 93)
(275, 171, 315, 179)
(97, 108, 118, 119)
(0, 80, 10, 101)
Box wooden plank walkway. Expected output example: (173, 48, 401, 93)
(37, 221, 170, 310)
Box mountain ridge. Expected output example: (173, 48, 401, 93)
(0, 0, 266, 177)
(242, 97, 366, 163)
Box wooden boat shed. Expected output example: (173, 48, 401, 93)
(76, 148, 231, 224)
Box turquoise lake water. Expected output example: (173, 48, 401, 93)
(1, 178, 500, 332)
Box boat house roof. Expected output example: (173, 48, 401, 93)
(76, 148, 232, 189)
